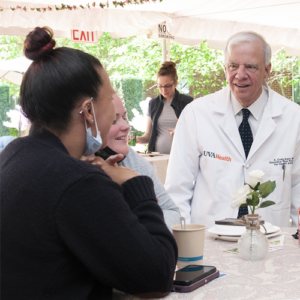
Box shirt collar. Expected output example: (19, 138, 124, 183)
(231, 86, 268, 120)
(159, 89, 179, 104)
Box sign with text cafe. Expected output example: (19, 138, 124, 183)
(71, 30, 98, 44)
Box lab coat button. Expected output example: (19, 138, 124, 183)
(245, 164, 251, 169)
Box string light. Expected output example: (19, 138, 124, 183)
(0, 0, 163, 12)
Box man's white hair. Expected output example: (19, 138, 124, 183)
(224, 31, 272, 67)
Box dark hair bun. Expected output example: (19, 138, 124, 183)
(23, 27, 56, 61)
(157, 61, 178, 82)
(161, 61, 177, 69)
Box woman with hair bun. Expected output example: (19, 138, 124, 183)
(136, 61, 193, 154)
(1, 27, 177, 300)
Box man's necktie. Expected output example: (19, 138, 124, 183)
(237, 108, 253, 218)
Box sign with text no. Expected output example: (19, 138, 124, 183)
(71, 30, 98, 44)
(158, 24, 174, 40)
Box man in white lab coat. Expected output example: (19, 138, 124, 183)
(165, 31, 300, 228)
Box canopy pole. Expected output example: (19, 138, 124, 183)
(162, 39, 166, 62)
(167, 39, 170, 61)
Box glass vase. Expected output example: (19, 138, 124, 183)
(237, 214, 269, 261)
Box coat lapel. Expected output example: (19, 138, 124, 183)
(247, 86, 283, 161)
(213, 86, 246, 160)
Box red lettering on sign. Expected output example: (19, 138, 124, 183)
(80, 31, 86, 41)
(71, 30, 97, 43)
(73, 30, 79, 41)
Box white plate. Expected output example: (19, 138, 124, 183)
(208, 229, 281, 242)
(207, 222, 279, 236)
(138, 152, 161, 157)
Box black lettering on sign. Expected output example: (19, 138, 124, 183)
(158, 24, 167, 33)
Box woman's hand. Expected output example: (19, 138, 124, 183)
(83, 155, 139, 185)
(168, 128, 175, 138)
(82, 154, 124, 167)
(167, 118, 178, 138)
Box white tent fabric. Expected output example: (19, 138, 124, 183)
(0, 0, 300, 56)
(0, 57, 32, 84)
(0, 1, 170, 38)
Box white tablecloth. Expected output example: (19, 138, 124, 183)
(113, 227, 300, 300)
(144, 155, 169, 185)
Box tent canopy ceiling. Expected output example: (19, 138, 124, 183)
(0, 0, 300, 56)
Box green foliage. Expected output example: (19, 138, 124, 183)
(1, 33, 299, 103)
(270, 49, 300, 99)
(270, 49, 300, 88)
(111, 76, 143, 121)
(10, 128, 18, 137)
(258, 181, 276, 198)
(260, 201, 276, 208)
(0, 35, 25, 60)
(0, 80, 20, 97)
(292, 66, 300, 104)
(246, 197, 259, 207)
(247, 191, 260, 197)
(244, 180, 276, 214)
(0, 85, 11, 136)
(0, 34, 225, 99)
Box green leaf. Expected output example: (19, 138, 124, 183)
(247, 183, 255, 190)
(253, 197, 260, 206)
(258, 181, 276, 198)
(247, 182, 261, 190)
(246, 198, 254, 206)
(246, 196, 259, 207)
(254, 182, 261, 190)
(260, 201, 276, 208)
(247, 191, 260, 197)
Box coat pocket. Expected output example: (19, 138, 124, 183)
(263, 165, 292, 211)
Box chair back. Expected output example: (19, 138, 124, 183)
(0, 136, 15, 151)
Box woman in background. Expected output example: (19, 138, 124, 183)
(94, 92, 181, 230)
(1, 27, 177, 300)
(136, 61, 193, 154)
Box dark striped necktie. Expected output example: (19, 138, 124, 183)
(237, 108, 253, 218)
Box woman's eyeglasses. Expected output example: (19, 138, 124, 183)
(158, 83, 175, 90)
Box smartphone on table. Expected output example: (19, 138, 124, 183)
(172, 265, 219, 293)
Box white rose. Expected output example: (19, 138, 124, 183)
(230, 185, 251, 208)
(248, 170, 265, 188)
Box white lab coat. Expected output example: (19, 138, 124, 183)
(165, 85, 300, 229)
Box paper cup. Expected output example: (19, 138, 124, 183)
(172, 224, 206, 268)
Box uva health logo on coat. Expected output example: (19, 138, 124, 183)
(203, 151, 232, 162)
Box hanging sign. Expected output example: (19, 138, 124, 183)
(71, 30, 98, 44)
(157, 23, 174, 40)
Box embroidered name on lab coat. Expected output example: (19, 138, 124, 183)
(269, 157, 294, 166)
(203, 151, 231, 162)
